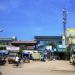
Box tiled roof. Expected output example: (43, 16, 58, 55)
(11, 40, 37, 44)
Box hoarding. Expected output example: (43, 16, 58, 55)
(45, 46, 53, 52)
(6, 46, 20, 52)
(66, 28, 75, 44)
(66, 28, 75, 37)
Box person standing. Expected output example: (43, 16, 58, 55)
(15, 55, 19, 66)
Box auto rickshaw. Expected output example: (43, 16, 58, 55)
(22, 52, 30, 63)
(0, 50, 7, 65)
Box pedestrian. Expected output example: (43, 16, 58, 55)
(15, 55, 19, 66)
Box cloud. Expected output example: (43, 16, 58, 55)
(0, 5, 8, 11)
(32, 26, 42, 32)
(9, 0, 21, 8)
(0, 0, 22, 12)
(0, 1, 9, 11)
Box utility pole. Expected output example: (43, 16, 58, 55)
(62, 8, 67, 45)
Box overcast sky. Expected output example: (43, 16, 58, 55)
(0, 0, 75, 40)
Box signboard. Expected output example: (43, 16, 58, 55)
(6, 46, 20, 51)
(66, 28, 75, 37)
(46, 46, 53, 52)
(66, 28, 75, 44)
(58, 45, 66, 48)
(46, 46, 52, 50)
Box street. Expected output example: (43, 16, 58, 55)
(0, 60, 75, 75)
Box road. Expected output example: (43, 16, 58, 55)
(0, 60, 75, 75)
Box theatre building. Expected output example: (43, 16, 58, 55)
(34, 36, 67, 60)
(34, 36, 62, 46)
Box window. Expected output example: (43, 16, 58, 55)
(59, 41, 62, 44)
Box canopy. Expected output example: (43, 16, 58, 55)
(0, 50, 8, 54)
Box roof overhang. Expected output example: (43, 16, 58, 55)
(11, 41, 38, 46)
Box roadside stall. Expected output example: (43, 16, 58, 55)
(6, 46, 20, 64)
(22, 50, 41, 61)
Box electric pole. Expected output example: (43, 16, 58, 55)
(62, 8, 67, 45)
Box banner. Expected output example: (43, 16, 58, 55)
(6, 46, 20, 51)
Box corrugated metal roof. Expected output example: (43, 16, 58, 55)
(35, 36, 62, 39)
(0, 38, 12, 41)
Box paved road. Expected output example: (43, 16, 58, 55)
(0, 60, 75, 75)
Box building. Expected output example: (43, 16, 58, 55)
(34, 36, 68, 60)
(11, 40, 38, 50)
(34, 36, 62, 47)
(0, 36, 17, 50)
(66, 28, 75, 45)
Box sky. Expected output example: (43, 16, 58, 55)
(0, 0, 75, 40)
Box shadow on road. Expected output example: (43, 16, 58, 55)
(0, 72, 2, 75)
(12, 63, 24, 68)
(51, 70, 75, 73)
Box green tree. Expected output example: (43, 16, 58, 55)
(66, 44, 72, 60)
(19, 45, 27, 58)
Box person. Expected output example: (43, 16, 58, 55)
(15, 55, 19, 66)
